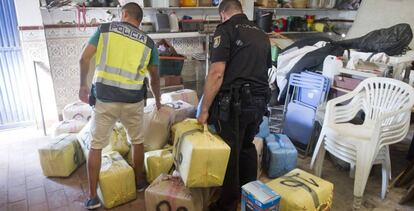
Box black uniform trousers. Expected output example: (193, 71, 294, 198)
(209, 97, 267, 211)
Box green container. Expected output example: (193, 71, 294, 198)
(271, 45, 279, 62)
(159, 56, 185, 76)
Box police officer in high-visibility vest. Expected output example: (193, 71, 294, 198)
(197, 1, 271, 210)
(78, 3, 161, 209)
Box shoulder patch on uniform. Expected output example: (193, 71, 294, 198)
(213, 36, 221, 48)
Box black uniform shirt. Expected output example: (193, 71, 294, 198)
(211, 14, 271, 93)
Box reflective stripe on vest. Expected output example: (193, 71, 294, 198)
(93, 22, 152, 99)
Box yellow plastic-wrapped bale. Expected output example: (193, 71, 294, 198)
(145, 174, 212, 211)
(110, 123, 130, 156)
(171, 118, 202, 145)
(266, 168, 334, 211)
(173, 120, 230, 187)
(97, 151, 136, 209)
(77, 121, 130, 157)
(145, 149, 174, 183)
(38, 134, 85, 177)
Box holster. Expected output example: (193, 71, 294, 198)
(89, 87, 96, 107)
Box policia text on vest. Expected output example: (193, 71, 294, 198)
(93, 22, 155, 103)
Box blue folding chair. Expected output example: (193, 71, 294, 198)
(282, 72, 330, 156)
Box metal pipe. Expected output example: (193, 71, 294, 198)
(33, 61, 47, 136)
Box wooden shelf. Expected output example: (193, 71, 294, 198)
(41, 6, 218, 11)
(254, 7, 357, 21)
(143, 7, 218, 10)
(255, 7, 356, 12)
(147, 32, 206, 39)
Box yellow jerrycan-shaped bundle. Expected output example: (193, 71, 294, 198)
(266, 168, 334, 211)
(38, 134, 85, 177)
(97, 151, 136, 209)
(144, 147, 174, 183)
(173, 118, 231, 188)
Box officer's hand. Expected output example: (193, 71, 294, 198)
(79, 85, 89, 104)
(197, 111, 209, 125)
(155, 100, 162, 110)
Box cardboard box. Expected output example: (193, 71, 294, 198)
(241, 180, 281, 211)
(256, 0, 278, 7)
(333, 75, 363, 91)
(160, 75, 183, 87)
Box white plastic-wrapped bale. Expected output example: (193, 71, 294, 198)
(143, 106, 175, 152)
(164, 100, 196, 123)
(161, 89, 199, 107)
(53, 119, 87, 137)
(62, 101, 92, 121)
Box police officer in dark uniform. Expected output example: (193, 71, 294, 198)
(197, 0, 271, 210)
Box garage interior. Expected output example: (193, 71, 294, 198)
(1, 0, 414, 211)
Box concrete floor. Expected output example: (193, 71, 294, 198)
(0, 127, 413, 211)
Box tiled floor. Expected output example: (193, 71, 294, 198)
(1, 127, 414, 211)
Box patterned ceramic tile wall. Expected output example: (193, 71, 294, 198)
(43, 26, 205, 113)
(44, 27, 95, 113)
(20, 29, 60, 125)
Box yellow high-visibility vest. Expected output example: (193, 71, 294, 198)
(93, 22, 153, 103)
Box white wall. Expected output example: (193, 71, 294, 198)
(14, 0, 59, 130)
(347, 0, 414, 49)
(13, 0, 43, 26)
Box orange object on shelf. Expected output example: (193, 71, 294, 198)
(180, 0, 197, 7)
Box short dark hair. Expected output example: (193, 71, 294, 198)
(218, 0, 242, 13)
(122, 2, 143, 22)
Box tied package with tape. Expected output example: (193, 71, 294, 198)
(145, 148, 174, 183)
(97, 151, 136, 209)
(161, 89, 199, 107)
(77, 121, 130, 157)
(173, 119, 230, 187)
(164, 100, 196, 123)
(241, 180, 281, 211)
(62, 101, 92, 121)
(143, 106, 175, 151)
(171, 118, 202, 145)
(264, 134, 297, 178)
(266, 168, 333, 211)
(53, 119, 87, 137)
(38, 134, 85, 177)
(145, 174, 212, 211)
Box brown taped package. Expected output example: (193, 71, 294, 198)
(145, 174, 213, 211)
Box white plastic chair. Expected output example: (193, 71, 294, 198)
(310, 77, 414, 210)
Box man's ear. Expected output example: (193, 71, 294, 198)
(121, 11, 128, 20)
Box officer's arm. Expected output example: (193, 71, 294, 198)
(79, 44, 96, 87)
(147, 64, 161, 107)
(200, 61, 226, 115)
